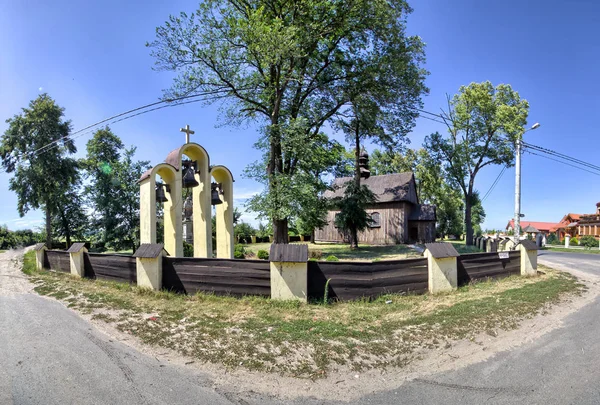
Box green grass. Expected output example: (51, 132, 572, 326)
(243, 242, 418, 261)
(544, 247, 600, 254)
(444, 240, 482, 254)
(22, 250, 583, 377)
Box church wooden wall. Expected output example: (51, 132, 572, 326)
(314, 202, 410, 244)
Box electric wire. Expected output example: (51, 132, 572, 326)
(481, 166, 507, 202)
(525, 150, 600, 176)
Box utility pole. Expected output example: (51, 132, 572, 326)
(514, 122, 540, 243)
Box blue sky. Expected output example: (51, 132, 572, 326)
(0, 0, 598, 232)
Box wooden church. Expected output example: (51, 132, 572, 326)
(314, 172, 437, 245)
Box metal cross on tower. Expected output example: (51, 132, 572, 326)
(180, 124, 195, 144)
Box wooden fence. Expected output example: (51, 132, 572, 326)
(162, 257, 270, 296)
(43, 250, 136, 283)
(85, 253, 137, 284)
(308, 258, 428, 301)
(42, 248, 523, 301)
(45, 250, 70, 273)
(457, 250, 520, 285)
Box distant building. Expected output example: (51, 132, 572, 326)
(553, 203, 600, 239)
(314, 173, 436, 244)
(505, 220, 558, 237)
(550, 213, 583, 240)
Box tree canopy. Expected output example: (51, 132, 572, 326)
(148, 0, 427, 243)
(0, 94, 78, 248)
(425, 82, 529, 244)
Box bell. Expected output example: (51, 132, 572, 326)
(156, 183, 168, 203)
(182, 166, 199, 188)
(211, 183, 223, 205)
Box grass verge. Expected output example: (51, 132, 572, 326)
(544, 247, 600, 254)
(243, 242, 418, 261)
(22, 251, 584, 378)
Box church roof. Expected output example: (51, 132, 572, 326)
(324, 173, 418, 204)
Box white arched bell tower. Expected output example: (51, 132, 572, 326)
(138, 125, 234, 259)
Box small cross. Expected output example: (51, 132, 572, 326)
(180, 124, 195, 144)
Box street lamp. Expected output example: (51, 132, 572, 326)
(514, 122, 541, 243)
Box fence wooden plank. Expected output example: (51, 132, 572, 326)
(45, 250, 70, 273)
(84, 253, 136, 283)
(162, 257, 270, 297)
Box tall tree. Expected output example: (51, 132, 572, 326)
(424, 82, 528, 245)
(84, 128, 149, 251)
(148, 0, 427, 243)
(51, 175, 88, 248)
(0, 94, 78, 248)
(83, 127, 124, 247)
(110, 148, 150, 251)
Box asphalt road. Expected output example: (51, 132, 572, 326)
(0, 249, 269, 405)
(345, 250, 600, 405)
(3, 249, 600, 404)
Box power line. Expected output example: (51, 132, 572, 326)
(523, 141, 600, 172)
(482, 166, 507, 202)
(3, 90, 233, 172)
(525, 150, 600, 176)
(30, 88, 232, 157)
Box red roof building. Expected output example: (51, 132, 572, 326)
(506, 220, 559, 236)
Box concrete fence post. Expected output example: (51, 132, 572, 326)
(33, 243, 46, 271)
(565, 234, 571, 248)
(424, 242, 459, 294)
(517, 240, 538, 276)
(67, 243, 87, 277)
(269, 244, 308, 301)
(133, 244, 168, 290)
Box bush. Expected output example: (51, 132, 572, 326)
(547, 233, 558, 245)
(234, 244, 246, 259)
(325, 255, 339, 262)
(570, 237, 579, 246)
(257, 249, 269, 260)
(183, 242, 194, 257)
(580, 235, 598, 249)
(309, 249, 322, 260)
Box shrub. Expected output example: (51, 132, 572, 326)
(325, 255, 339, 262)
(257, 249, 269, 260)
(234, 244, 246, 259)
(570, 237, 579, 246)
(546, 233, 558, 245)
(580, 235, 598, 249)
(183, 242, 194, 257)
(309, 249, 323, 260)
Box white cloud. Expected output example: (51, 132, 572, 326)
(38, 87, 43, 92)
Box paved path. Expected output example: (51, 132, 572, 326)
(0, 249, 262, 405)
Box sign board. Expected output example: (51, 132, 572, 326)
(498, 252, 509, 260)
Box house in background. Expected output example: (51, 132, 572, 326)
(505, 220, 558, 237)
(550, 213, 583, 240)
(314, 173, 436, 244)
(558, 203, 600, 239)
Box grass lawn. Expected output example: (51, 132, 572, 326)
(23, 250, 584, 378)
(242, 242, 419, 261)
(443, 240, 482, 254)
(544, 247, 600, 254)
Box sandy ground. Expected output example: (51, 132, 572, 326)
(8, 249, 600, 402)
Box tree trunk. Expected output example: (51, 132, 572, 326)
(273, 218, 288, 244)
(349, 122, 361, 249)
(464, 197, 473, 246)
(45, 205, 52, 250)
